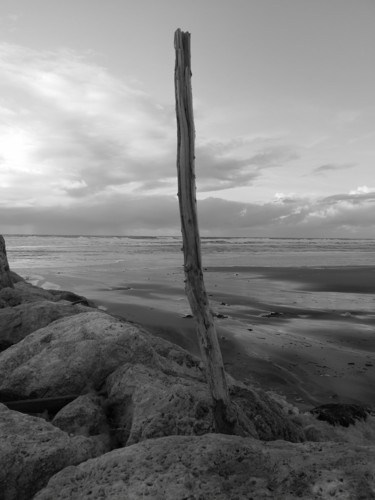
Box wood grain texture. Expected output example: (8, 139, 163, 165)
(174, 29, 233, 431)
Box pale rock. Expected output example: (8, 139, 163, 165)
(34, 433, 375, 500)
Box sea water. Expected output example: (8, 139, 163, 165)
(5, 235, 375, 271)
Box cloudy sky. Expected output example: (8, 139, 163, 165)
(0, 0, 374, 237)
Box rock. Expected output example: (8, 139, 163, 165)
(105, 362, 303, 448)
(9, 270, 25, 283)
(34, 433, 375, 500)
(48, 289, 96, 307)
(0, 300, 89, 351)
(303, 424, 324, 442)
(310, 403, 372, 427)
(0, 309, 303, 445)
(0, 235, 13, 289)
(0, 286, 22, 307)
(0, 311, 201, 400)
(230, 385, 304, 442)
(14, 280, 65, 302)
(52, 392, 109, 439)
(0, 402, 105, 500)
(105, 363, 233, 446)
(262, 311, 287, 318)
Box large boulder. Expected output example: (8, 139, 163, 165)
(0, 300, 90, 351)
(105, 362, 303, 447)
(0, 403, 106, 500)
(0, 310, 202, 401)
(105, 362, 236, 446)
(34, 433, 375, 500)
(0, 235, 13, 289)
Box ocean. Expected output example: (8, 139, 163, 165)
(5, 235, 375, 270)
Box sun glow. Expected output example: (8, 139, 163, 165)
(0, 129, 36, 170)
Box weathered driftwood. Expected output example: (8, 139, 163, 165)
(2, 395, 79, 416)
(174, 29, 234, 432)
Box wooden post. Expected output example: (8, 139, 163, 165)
(174, 29, 234, 433)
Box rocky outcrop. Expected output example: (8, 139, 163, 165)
(0, 403, 106, 500)
(0, 310, 303, 445)
(0, 235, 13, 289)
(34, 433, 375, 500)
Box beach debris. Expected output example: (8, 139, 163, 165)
(182, 313, 193, 318)
(310, 403, 371, 427)
(262, 311, 286, 318)
(215, 313, 228, 319)
(1, 395, 79, 415)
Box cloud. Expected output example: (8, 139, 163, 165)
(1, 43, 372, 238)
(1, 187, 374, 238)
(195, 140, 299, 192)
(1, 42, 298, 209)
(313, 163, 355, 174)
(0, 43, 178, 204)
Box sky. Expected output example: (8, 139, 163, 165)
(0, 0, 374, 237)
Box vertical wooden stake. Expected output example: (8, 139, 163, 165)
(174, 29, 234, 432)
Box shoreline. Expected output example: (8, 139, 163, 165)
(14, 263, 375, 411)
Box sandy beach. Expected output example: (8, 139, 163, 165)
(15, 262, 375, 411)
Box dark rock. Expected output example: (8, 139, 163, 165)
(0, 235, 13, 290)
(52, 393, 111, 451)
(0, 402, 105, 500)
(9, 270, 25, 283)
(8, 280, 59, 303)
(230, 385, 304, 442)
(262, 311, 286, 318)
(310, 403, 371, 427)
(0, 286, 22, 308)
(48, 289, 96, 307)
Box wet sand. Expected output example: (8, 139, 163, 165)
(17, 263, 375, 411)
